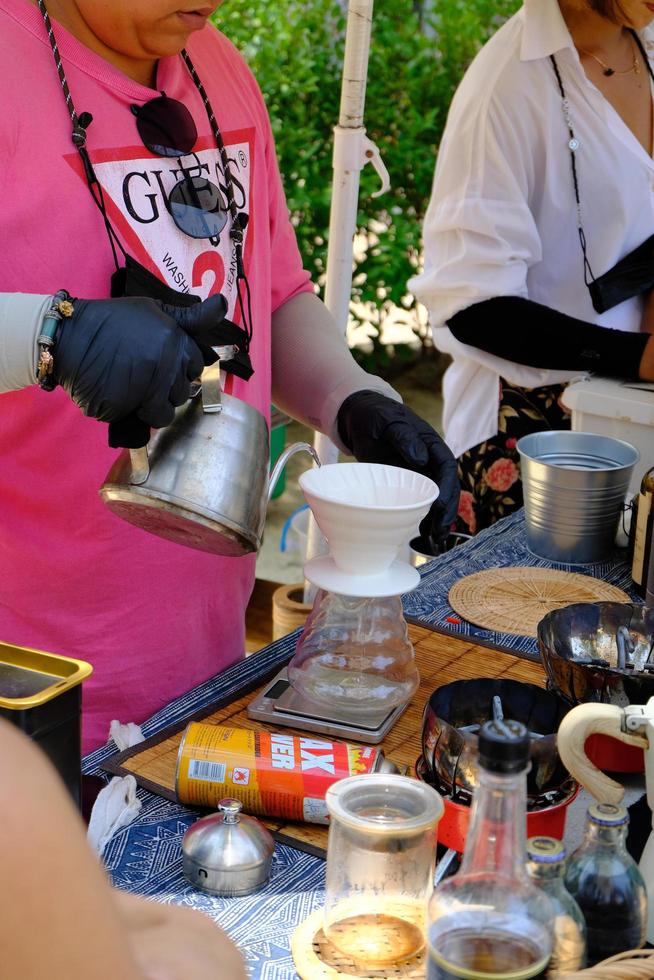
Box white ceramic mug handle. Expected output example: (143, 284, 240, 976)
(558, 703, 647, 803)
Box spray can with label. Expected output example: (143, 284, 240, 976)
(176, 723, 398, 824)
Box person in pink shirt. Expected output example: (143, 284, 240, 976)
(0, 0, 459, 753)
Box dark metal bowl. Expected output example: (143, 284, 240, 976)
(421, 678, 570, 800)
(538, 603, 654, 707)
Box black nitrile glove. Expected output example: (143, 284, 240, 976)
(53, 294, 244, 442)
(336, 389, 460, 545)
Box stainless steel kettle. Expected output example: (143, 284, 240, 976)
(99, 360, 320, 556)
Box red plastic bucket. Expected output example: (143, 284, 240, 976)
(584, 734, 644, 774)
(415, 755, 579, 853)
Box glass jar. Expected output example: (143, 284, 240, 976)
(323, 773, 443, 967)
(564, 802, 647, 966)
(525, 836, 586, 973)
(288, 590, 419, 714)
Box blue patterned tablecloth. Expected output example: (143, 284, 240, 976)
(84, 632, 322, 980)
(83, 510, 639, 978)
(403, 509, 641, 661)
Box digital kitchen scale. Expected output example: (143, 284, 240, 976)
(247, 667, 409, 743)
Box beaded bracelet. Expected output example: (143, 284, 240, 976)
(36, 289, 74, 391)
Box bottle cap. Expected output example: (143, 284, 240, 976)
(588, 802, 628, 827)
(478, 718, 530, 773)
(526, 836, 566, 864)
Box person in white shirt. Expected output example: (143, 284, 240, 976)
(410, 0, 654, 534)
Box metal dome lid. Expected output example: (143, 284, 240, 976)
(182, 798, 275, 896)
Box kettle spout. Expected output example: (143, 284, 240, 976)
(268, 441, 321, 502)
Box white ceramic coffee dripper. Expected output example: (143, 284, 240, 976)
(299, 462, 439, 598)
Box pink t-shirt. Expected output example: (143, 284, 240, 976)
(0, 0, 312, 752)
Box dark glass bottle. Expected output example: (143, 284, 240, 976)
(564, 802, 647, 966)
(525, 836, 586, 973)
(631, 465, 654, 597)
(427, 720, 552, 979)
(646, 515, 654, 606)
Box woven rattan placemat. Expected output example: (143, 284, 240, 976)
(292, 909, 425, 980)
(448, 567, 631, 638)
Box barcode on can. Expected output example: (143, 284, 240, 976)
(303, 797, 329, 824)
(187, 759, 227, 783)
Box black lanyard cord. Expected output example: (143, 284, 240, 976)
(37, 0, 126, 271)
(550, 31, 654, 290)
(180, 49, 252, 346)
(549, 53, 596, 287)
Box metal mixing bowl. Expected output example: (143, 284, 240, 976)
(420, 678, 570, 801)
(538, 602, 654, 706)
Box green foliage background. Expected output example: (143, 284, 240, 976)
(212, 0, 519, 368)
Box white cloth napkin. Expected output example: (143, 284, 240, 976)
(108, 720, 145, 752)
(87, 720, 145, 855)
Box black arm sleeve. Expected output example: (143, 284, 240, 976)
(447, 296, 649, 378)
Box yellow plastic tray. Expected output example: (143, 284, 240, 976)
(0, 641, 93, 711)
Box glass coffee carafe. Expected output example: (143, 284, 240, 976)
(287, 589, 420, 715)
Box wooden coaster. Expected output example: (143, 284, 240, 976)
(448, 567, 631, 638)
(292, 909, 426, 980)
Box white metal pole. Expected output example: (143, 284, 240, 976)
(304, 0, 385, 601)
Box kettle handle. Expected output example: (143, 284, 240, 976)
(558, 703, 648, 803)
(129, 446, 150, 486)
(126, 358, 233, 486)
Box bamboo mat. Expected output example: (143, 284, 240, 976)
(102, 625, 545, 857)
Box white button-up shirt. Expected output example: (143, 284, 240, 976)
(409, 0, 654, 458)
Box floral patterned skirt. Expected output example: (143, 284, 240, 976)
(455, 380, 570, 536)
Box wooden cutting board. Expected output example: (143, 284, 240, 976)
(102, 625, 545, 857)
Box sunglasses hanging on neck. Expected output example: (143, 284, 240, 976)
(36, 0, 253, 365)
(130, 94, 227, 245)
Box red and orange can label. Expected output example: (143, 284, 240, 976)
(176, 723, 383, 823)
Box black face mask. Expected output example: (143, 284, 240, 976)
(110, 254, 253, 381)
(587, 233, 654, 314)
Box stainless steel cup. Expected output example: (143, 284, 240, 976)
(408, 533, 471, 568)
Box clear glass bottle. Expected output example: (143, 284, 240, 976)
(525, 836, 586, 974)
(427, 719, 553, 979)
(564, 802, 647, 966)
(287, 590, 419, 714)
